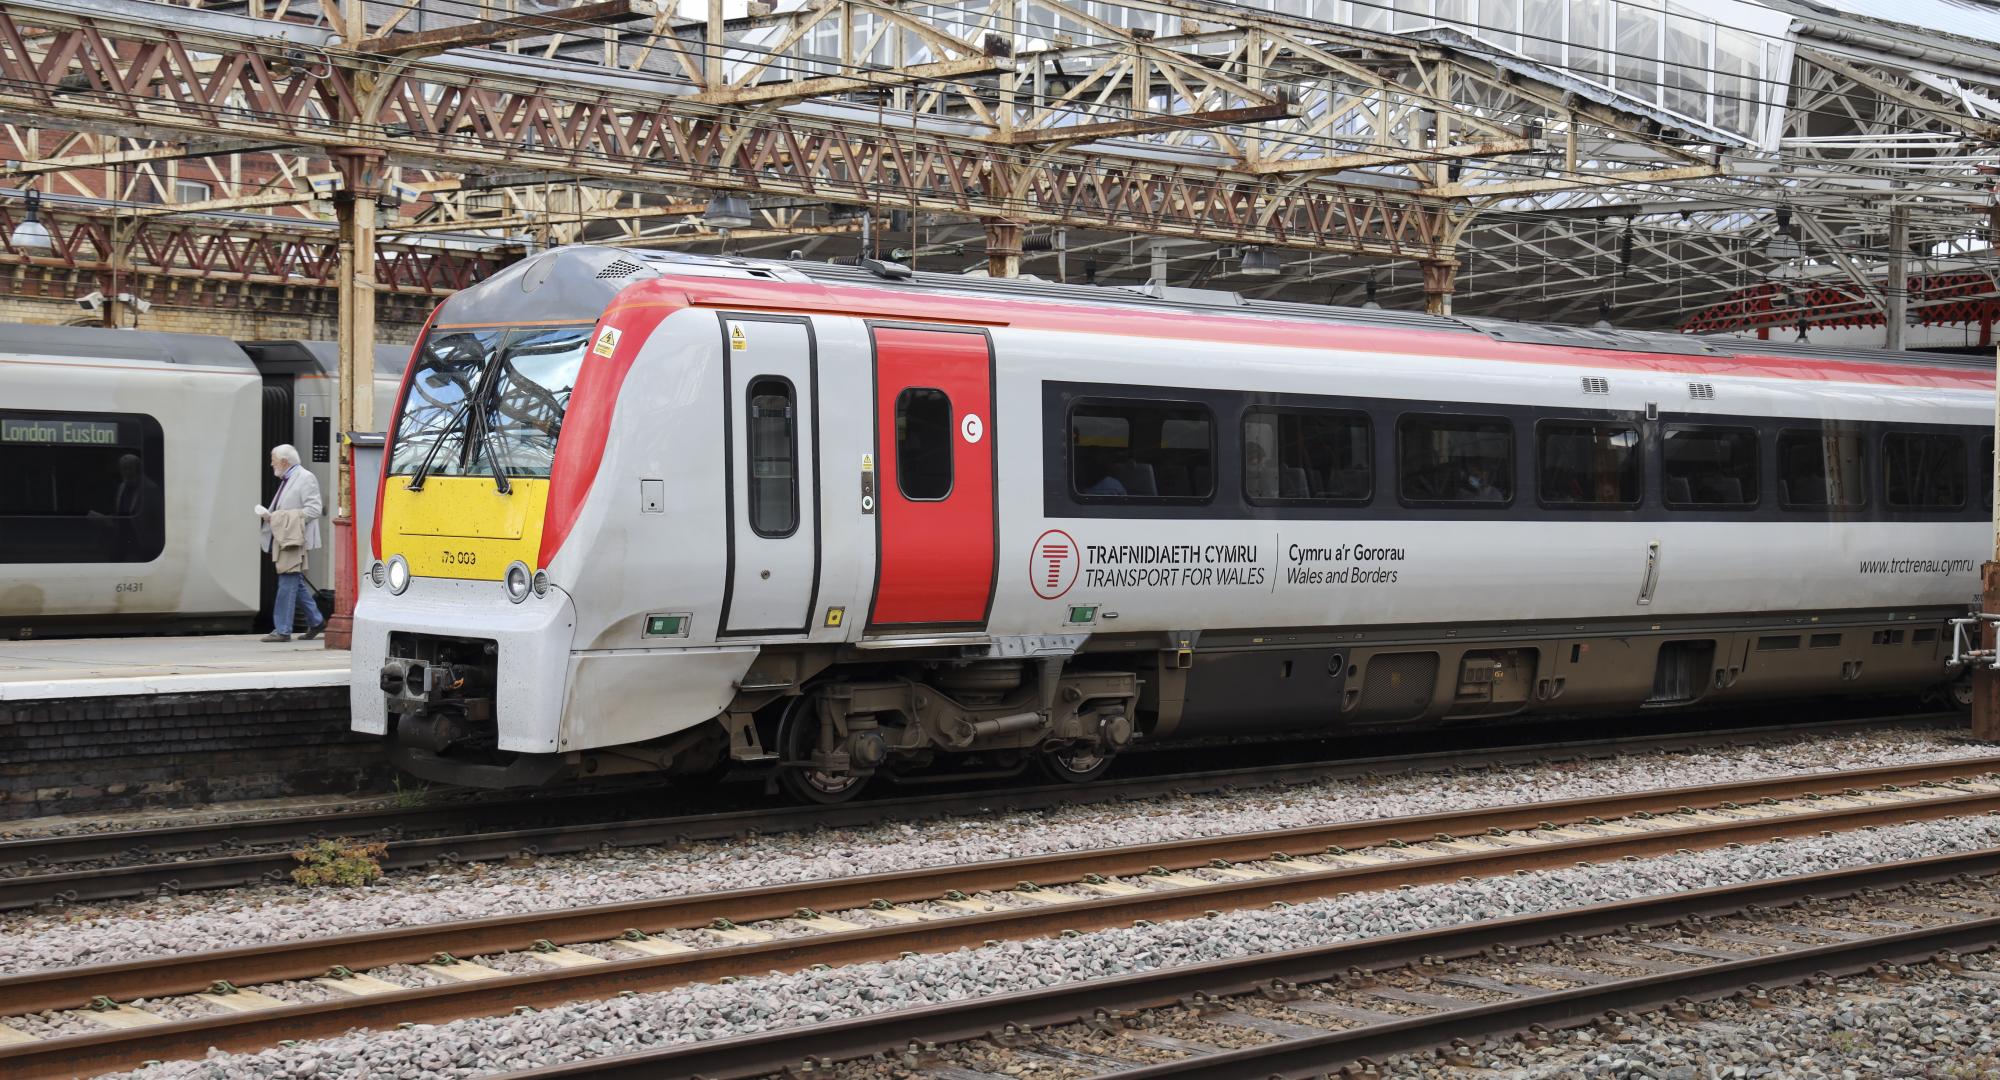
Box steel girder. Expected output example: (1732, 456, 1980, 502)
(0, 0, 1720, 264)
(0, 197, 500, 292)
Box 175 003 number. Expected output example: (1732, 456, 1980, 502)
(439, 550, 477, 566)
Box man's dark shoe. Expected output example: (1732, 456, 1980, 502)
(303, 623, 323, 641)
(261, 632, 292, 642)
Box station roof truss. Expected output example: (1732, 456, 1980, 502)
(0, 0, 1989, 334)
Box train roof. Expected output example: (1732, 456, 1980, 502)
(239, 340, 416, 378)
(0, 322, 257, 370)
(0, 323, 410, 376)
(431, 246, 1994, 383)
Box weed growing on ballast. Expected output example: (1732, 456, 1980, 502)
(290, 838, 388, 887)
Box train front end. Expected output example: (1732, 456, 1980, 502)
(351, 247, 673, 787)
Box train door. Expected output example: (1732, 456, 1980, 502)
(867, 325, 996, 629)
(255, 376, 293, 632)
(719, 315, 821, 635)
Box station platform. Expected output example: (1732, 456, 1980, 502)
(0, 635, 385, 822)
(0, 634, 349, 701)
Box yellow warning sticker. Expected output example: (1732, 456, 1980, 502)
(824, 607, 845, 628)
(729, 324, 748, 351)
(592, 326, 622, 358)
(860, 453, 874, 472)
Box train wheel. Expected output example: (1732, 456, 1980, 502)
(775, 695, 868, 805)
(1036, 744, 1113, 784)
(1948, 669, 1976, 712)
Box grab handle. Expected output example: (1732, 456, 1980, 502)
(1636, 541, 1661, 606)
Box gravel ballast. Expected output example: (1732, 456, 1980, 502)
(98, 811, 2000, 1080)
(2, 726, 1987, 975)
(1381, 958, 2000, 1078)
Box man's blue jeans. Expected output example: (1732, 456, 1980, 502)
(274, 571, 324, 636)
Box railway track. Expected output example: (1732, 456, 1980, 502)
(0, 711, 1962, 911)
(508, 847, 2000, 1079)
(1, 753, 1997, 1078)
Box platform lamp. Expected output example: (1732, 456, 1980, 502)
(702, 193, 753, 230)
(1765, 206, 1803, 265)
(1238, 245, 1283, 277)
(10, 188, 53, 255)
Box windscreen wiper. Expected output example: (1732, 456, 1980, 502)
(405, 396, 475, 493)
(408, 367, 512, 494)
(472, 412, 513, 495)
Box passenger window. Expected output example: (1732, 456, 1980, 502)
(1661, 425, 1758, 508)
(895, 388, 953, 501)
(1070, 400, 1214, 501)
(1537, 421, 1640, 507)
(1243, 409, 1371, 504)
(1776, 428, 1866, 509)
(1884, 431, 1967, 510)
(0, 410, 166, 564)
(1398, 415, 1513, 505)
(745, 377, 797, 536)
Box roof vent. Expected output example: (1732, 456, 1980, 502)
(858, 256, 914, 281)
(1581, 376, 1609, 394)
(597, 258, 645, 280)
(1689, 382, 1715, 400)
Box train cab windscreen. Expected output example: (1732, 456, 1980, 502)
(388, 325, 590, 482)
(0, 410, 166, 564)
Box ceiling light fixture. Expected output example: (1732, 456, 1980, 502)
(10, 189, 53, 255)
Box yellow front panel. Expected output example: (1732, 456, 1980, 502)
(382, 477, 550, 580)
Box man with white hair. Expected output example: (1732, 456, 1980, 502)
(257, 444, 324, 642)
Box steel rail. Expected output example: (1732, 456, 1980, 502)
(503, 847, 2000, 1080)
(0, 712, 1959, 911)
(0, 790, 616, 868)
(1, 753, 1990, 1018)
(1110, 918, 2000, 1077)
(1, 766, 1996, 1078)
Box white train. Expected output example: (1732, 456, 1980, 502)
(0, 324, 402, 637)
(353, 248, 1993, 801)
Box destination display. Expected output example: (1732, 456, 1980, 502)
(0, 418, 122, 446)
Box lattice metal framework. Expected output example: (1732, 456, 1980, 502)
(0, 0, 1989, 333)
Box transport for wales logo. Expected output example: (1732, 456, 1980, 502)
(1030, 529, 1079, 599)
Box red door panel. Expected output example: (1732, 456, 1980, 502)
(869, 326, 996, 627)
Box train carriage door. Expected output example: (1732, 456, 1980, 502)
(868, 325, 996, 628)
(720, 315, 821, 635)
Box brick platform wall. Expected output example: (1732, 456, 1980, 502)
(0, 687, 390, 821)
(0, 294, 427, 343)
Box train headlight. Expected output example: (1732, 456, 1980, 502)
(531, 569, 552, 598)
(368, 561, 387, 588)
(386, 555, 411, 595)
(505, 561, 532, 604)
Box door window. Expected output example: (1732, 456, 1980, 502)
(896, 387, 953, 500)
(746, 377, 798, 537)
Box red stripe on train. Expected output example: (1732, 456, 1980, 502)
(655, 275, 1991, 391)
